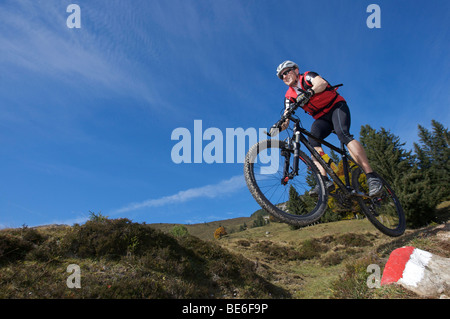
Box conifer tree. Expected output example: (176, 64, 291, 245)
(359, 125, 413, 185)
(252, 214, 267, 227)
(287, 185, 308, 230)
(413, 120, 450, 202)
(287, 185, 307, 215)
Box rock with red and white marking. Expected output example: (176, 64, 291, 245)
(381, 246, 450, 297)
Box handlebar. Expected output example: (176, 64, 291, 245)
(265, 92, 309, 137)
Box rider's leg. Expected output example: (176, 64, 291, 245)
(309, 145, 335, 196)
(308, 119, 335, 196)
(330, 102, 374, 174)
(313, 146, 327, 176)
(346, 140, 373, 174)
(309, 117, 333, 177)
(332, 102, 383, 196)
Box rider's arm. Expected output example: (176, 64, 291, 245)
(310, 76, 328, 94)
(304, 72, 328, 94)
(281, 98, 294, 131)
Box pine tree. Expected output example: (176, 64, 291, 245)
(329, 149, 340, 164)
(286, 185, 308, 230)
(287, 185, 307, 215)
(413, 120, 450, 202)
(252, 214, 267, 227)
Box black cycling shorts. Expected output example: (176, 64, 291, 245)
(309, 101, 354, 147)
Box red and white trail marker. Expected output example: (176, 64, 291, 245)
(381, 246, 450, 297)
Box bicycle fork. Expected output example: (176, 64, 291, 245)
(281, 132, 301, 185)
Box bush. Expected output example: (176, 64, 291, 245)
(0, 226, 46, 264)
(63, 218, 173, 259)
(254, 240, 302, 261)
(298, 239, 327, 260)
(335, 233, 372, 247)
(171, 225, 189, 237)
(214, 226, 227, 239)
(88, 210, 108, 222)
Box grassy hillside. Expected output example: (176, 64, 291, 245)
(150, 216, 257, 240)
(218, 218, 449, 298)
(0, 218, 287, 299)
(1, 202, 448, 299)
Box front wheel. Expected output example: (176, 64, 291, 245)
(244, 139, 329, 227)
(351, 167, 406, 237)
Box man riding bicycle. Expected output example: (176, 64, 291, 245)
(276, 60, 383, 197)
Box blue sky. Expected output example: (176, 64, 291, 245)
(1, 0, 449, 228)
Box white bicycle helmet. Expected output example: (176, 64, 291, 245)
(276, 60, 298, 79)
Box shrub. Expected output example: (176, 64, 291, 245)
(0, 226, 46, 264)
(335, 233, 372, 247)
(298, 239, 327, 260)
(171, 225, 189, 237)
(214, 226, 227, 239)
(254, 241, 302, 261)
(63, 218, 172, 259)
(88, 210, 108, 222)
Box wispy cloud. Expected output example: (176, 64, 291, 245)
(0, 1, 160, 103)
(111, 175, 246, 215)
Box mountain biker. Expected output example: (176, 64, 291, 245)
(276, 60, 383, 197)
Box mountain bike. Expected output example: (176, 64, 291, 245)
(244, 96, 406, 237)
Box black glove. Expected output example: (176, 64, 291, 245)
(296, 92, 308, 105)
(296, 89, 314, 105)
(305, 88, 315, 98)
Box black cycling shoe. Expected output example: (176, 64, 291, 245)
(367, 176, 383, 197)
(309, 179, 335, 196)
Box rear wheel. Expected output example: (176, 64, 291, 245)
(244, 139, 329, 227)
(351, 167, 406, 237)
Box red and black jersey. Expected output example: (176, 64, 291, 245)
(285, 71, 345, 119)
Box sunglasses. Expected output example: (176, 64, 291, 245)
(280, 68, 294, 79)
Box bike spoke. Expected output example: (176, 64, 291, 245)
(249, 144, 323, 218)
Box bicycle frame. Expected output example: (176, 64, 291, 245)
(248, 104, 405, 236)
(285, 117, 354, 196)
